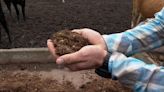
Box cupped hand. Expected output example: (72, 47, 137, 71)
(47, 39, 107, 71)
(47, 28, 108, 71)
(56, 45, 107, 71)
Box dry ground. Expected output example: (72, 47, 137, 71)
(0, 0, 163, 91)
(0, 63, 132, 92)
(0, 0, 131, 48)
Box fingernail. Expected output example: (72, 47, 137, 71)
(56, 58, 64, 64)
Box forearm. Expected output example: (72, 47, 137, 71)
(108, 52, 164, 92)
(103, 7, 164, 56)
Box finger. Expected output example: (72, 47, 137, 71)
(72, 28, 90, 39)
(72, 29, 92, 44)
(72, 29, 83, 34)
(77, 29, 106, 49)
(66, 61, 97, 71)
(56, 51, 83, 65)
(47, 39, 58, 59)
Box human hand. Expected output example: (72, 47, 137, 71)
(72, 28, 107, 50)
(47, 39, 107, 71)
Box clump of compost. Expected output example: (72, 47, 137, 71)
(50, 30, 90, 56)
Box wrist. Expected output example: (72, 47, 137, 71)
(95, 52, 112, 78)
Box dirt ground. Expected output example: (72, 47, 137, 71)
(0, 63, 132, 92)
(0, 0, 163, 91)
(0, 0, 132, 48)
(0, 0, 135, 92)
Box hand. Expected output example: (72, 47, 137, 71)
(72, 28, 107, 50)
(47, 39, 107, 71)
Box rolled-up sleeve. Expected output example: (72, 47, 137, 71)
(103, 7, 164, 56)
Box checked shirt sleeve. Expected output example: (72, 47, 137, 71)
(103, 7, 164, 56)
(108, 52, 164, 92)
(102, 7, 164, 92)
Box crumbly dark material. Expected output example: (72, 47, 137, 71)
(50, 30, 90, 56)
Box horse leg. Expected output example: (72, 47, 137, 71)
(0, 8, 1, 43)
(0, 28, 1, 43)
(0, 18, 11, 43)
(0, 3, 11, 43)
(3, 0, 12, 15)
(12, 2, 20, 21)
(21, 0, 25, 21)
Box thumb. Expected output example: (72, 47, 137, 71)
(56, 51, 82, 65)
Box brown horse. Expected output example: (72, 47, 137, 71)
(132, 0, 164, 27)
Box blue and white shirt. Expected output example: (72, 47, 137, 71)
(102, 7, 164, 92)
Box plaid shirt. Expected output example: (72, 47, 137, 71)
(102, 7, 164, 92)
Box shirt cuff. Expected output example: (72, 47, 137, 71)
(107, 52, 128, 80)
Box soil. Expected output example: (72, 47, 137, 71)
(0, 0, 132, 48)
(0, 0, 163, 91)
(50, 30, 90, 56)
(0, 63, 132, 92)
(0, 0, 134, 92)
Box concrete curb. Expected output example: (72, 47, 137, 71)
(0, 47, 163, 65)
(0, 48, 54, 64)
